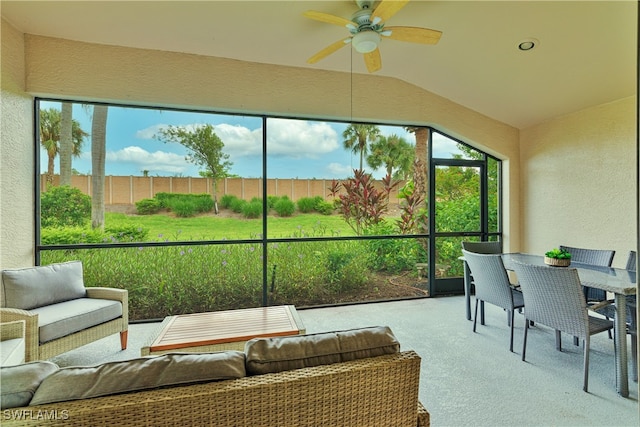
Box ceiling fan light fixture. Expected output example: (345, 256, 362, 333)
(352, 30, 381, 53)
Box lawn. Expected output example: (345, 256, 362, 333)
(106, 210, 359, 241)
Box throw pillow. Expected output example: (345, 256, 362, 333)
(245, 325, 400, 375)
(2, 261, 86, 310)
(0, 361, 59, 409)
(30, 351, 246, 405)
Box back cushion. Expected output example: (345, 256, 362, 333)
(1, 261, 86, 309)
(245, 326, 400, 375)
(0, 361, 59, 409)
(30, 351, 246, 405)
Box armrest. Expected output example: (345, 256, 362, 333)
(85, 287, 128, 326)
(417, 401, 430, 427)
(0, 320, 25, 341)
(1, 308, 40, 361)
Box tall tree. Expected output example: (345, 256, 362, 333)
(342, 124, 380, 171)
(404, 126, 429, 202)
(91, 105, 108, 230)
(366, 134, 414, 180)
(39, 107, 87, 183)
(59, 102, 73, 185)
(156, 124, 233, 214)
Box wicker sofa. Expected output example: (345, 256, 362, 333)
(1, 327, 429, 427)
(0, 261, 128, 362)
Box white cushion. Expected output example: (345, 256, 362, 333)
(0, 338, 25, 367)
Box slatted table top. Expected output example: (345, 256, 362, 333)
(147, 305, 305, 353)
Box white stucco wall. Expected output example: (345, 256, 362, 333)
(520, 97, 637, 268)
(0, 20, 34, 269)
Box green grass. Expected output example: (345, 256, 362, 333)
(106, 211, 357, 241)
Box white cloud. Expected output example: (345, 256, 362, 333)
(266, 118, 339, 158)
(106, 146, 188, 174)
(326, 162, 353, 178)
(136, 119, 340, 160)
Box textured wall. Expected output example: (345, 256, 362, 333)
(520, 97, 637, 268)
(1, 20, 34, 269)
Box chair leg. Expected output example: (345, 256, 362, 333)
(632, 333, 638, 383)
(473, 299, 479, 333)
(556, 330, 562, 351)
(480, 301, 485, 325)
(573, 336, 579, 346)
(583, 338, 589, 392)
(120, 330, 128, 350)
(509, 310, 515, 353)
(522, 319, 529, 361)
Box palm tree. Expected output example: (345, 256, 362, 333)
(404, 126, 429, 201)
(59, 102, 73, 185)
(366, 134, 414, 180)
(342, 124, 380, 171)
(91, 105, 108, 230)
(39, 107, 88, 183)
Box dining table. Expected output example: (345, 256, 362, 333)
(461, 252, 637, 397)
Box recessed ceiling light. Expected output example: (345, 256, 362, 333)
(518, 38, 539, 51)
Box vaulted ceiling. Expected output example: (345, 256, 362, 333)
(1, 0, 637, 129)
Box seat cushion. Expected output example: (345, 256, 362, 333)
(245, 325, 400, 375)
(32, 298, 123, 343)
(30, 351, 246, 405)
(2, 261, 86, 309)
(0, 338, 25, 367)
(0, 361, 59, 409)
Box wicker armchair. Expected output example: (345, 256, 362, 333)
(461, 249, 523, 352)
(461, 240, 503, 321)
(1, 262, 128, 362)
(0, 320, 26, 366)
(511, 261, 614, 392)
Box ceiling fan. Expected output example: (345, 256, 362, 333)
(304, 0, 442, 73)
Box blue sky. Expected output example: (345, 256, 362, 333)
(39, 101, 462, 179)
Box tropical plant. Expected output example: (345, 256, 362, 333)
(40, 185, 91, 228)
(545, 248, 572, 259)
(342, 124, 380, 171)
(366, 134, 414, 181)
(38, 107, 88, 183)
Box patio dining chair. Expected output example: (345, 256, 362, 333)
(511, 261, 614, 392)
(461, 249, 523, 352)
(559, 245, 615, 302)
(461, 241, 503, 322)
(592, 250, 637, 382)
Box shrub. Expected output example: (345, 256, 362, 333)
(230, 198, 247, 213)
(40, 224, 149, 245)
(41, 185, 91, 228)
(274, 196, 295, 217)
(296, 197, 317, 213)
(315, 200, 335, 215)
(242, 200, 263, 218)
(171, 199, 197, 217)
(267, 195, 280, 209)
(135, 198, 161, 215)
(219, 194, 238, 209)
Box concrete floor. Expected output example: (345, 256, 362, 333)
(51, 296, 639, 426)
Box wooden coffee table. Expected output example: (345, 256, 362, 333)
(141, 305, 305, 356)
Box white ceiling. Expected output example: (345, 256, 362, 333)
(1, 0, 637, 129)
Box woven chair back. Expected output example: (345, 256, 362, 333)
(558, 245, 615, 267)
(461, 241, 503, 255)
(511, 261, 589, 339)
(626, 251, 637, 272)
(461, 250, 515, 310)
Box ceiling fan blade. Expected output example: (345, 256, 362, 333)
(307, 38, 351, 64)
(383, 26, 442, 44)
(370, 0, 410, 24)
(303, 10, 353, 27)
(364, 48, 382, 73)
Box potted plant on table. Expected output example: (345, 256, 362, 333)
(544, 248, 572, 267)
